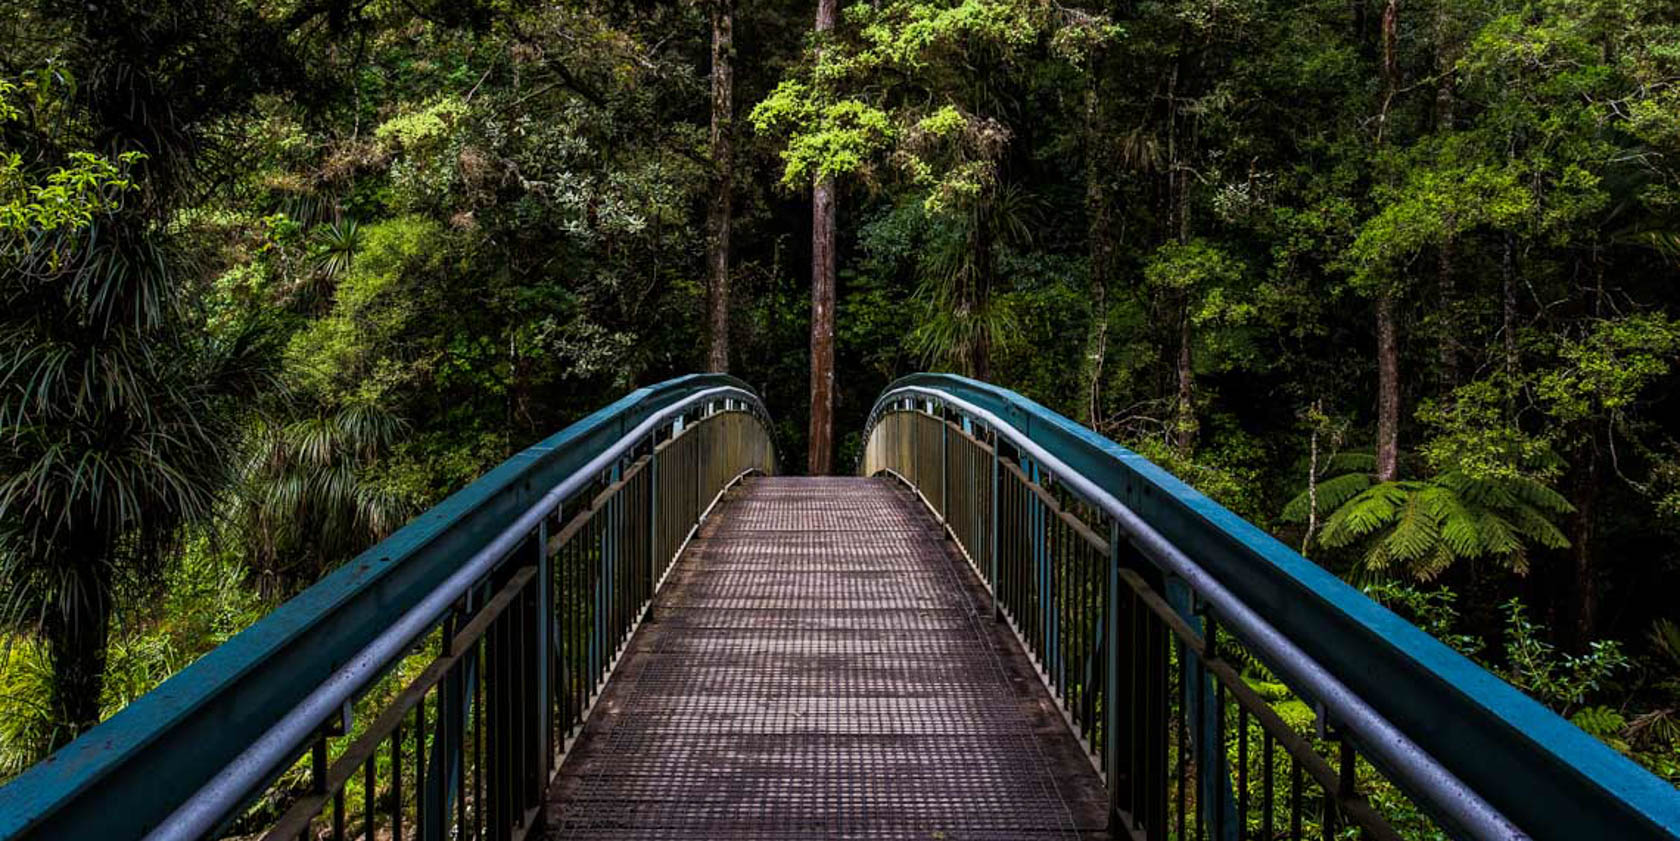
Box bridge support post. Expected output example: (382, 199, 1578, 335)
(647, 445, 659, 624)
(989, 431, 1000, 622)
(534, 517, 552, 821)
(940, 407, 949, 521)
(1107, 519, 1122, 830)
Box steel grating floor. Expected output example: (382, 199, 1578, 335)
(548, 476, 1109, 839)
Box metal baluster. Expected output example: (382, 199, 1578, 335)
(1238, 706, 1248, 839)
(392, 719, 403, 841)
(364, 756, 375, 841)
(1262, 730, 1274, 841)
(1290, 756, 1303, 841)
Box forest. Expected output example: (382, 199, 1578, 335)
(0, 0, 1677, 797)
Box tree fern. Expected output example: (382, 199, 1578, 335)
(1297, 471, 1572, 581)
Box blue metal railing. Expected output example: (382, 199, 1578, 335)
(863, 373, 1680, 841)
(0, 374, 774, 841)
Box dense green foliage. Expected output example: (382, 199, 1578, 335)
(0, 0, 1676, 797)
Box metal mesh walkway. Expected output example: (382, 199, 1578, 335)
(549, 476, 1108, 839)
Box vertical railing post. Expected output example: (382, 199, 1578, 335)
(1107, 518, 1123, 828)
(534, 517, 552, 810)
(647, 442, 659, 622)
(1030, 461, 1050, 669)
(990, 429, 1001, 622)
(940, 405, 949, 521)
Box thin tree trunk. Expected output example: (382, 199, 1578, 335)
(1503, 233, 1517, 383)
(1175, 300, 1195, 453)
(1375, 291, 1400, 482)
(1303, 400, 1322, 556)
(1438, 236, 1457, 391)
(970, 199, 994, 382)
(1571, 443, 1600, 644)
(46, 564, 111, 749)
(705, 0, 735, 373)
(807, 0, 839, 475)
(1435, 3, 1458, 393)
(1081, 76, 1112, 429)
(1373, 0, 1401, 484)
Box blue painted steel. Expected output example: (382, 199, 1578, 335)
(866, 373, 1680, 841)
(0, 374, 762, 841)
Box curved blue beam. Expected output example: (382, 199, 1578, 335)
(865, 373, 1680, 841)
(0, 374, 769, 841)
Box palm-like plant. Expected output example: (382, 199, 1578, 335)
(908, 183, 1037, 377)
(0, 224, 279, 743)
(0, 0, 302, 747)
(311, 218, 360, 283)
(233, 403, 409, 599)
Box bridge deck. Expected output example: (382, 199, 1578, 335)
(549, 476, 1108, 839)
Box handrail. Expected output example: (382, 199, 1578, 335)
(862, 373, 1680, 841)
(0, 374, 772, 841)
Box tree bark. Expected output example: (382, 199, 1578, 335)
(45, 563, 112, 749)
(1434, 3, 1458, 394)
(970, 199, 994, 382)
(1372, 0, 1401, 483)
(1080, 75, 1112, 429)
(705, 0, 735, 373)
(1375, 291, 1400, 482)
(1175, 299, 1195, 453)
(807, 0, 838, 475)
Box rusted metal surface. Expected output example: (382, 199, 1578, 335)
(550, 476, 1108, 839)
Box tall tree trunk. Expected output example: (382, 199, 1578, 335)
(1375, 291, 1400, 482)
(1434, 3, 1458, 394)
(705, 0, 735, 373)
(1081, 76, 1112, 428)
(807, 0, 838, 475)
(970, 199, 994, 382)
(45, 562, 111, 749)
(1372, 0, 1402, 483)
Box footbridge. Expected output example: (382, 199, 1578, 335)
(1, 374, 1676, 840)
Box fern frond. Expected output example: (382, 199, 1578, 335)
(1506, 475, 1575, 514)
(1424, 485, 1483, 559)
(1507, 504, 1571, 550)
(1384, 489, 1440, 562)
(1316, 473, 1376, 516)
(1282, 472, 1373, 522)
(1412, 544, 1456, 581)
(1475, 509, 1522, 557)
(1324, 451, 1378, 475)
